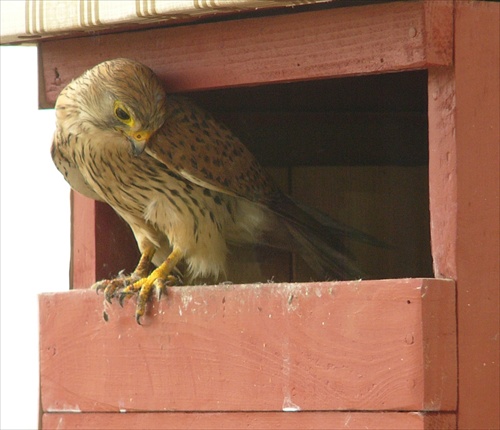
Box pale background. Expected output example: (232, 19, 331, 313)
(1, 45, 70, 429)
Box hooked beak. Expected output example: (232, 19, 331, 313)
(128, 130, 152, 156)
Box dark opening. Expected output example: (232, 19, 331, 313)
(182, 71, 433, 281)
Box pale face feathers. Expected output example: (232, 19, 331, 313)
(57, 58, 167, 154)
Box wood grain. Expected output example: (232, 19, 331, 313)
(291, 166, 433, 280)
(428, 67, 457, 279)
(38, 1, 452, 107)
(42, 411, 456, 430)
(39, 279, 456, 413)
(423, 0, 453, 66)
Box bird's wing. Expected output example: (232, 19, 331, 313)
(51, 137, 105, 202)
(146, 96, 278, 203)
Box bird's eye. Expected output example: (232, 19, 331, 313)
(115, 107, 131, 122)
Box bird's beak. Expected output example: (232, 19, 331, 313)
(128, 131, 152, 156)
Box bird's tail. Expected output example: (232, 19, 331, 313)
(266, 194, 383, 280)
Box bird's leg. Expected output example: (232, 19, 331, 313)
(120, 247, 183, 324)
(92, 246, 156, 303)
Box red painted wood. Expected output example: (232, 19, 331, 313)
(453, 3, 499, 429)
(70, 191, 97, 289)
(42, 411, 456, 430)
(94, 200, 141, 283)
(39, 279, 456, 413)
(428, 3, 499, 428)
(71, 192, 141, 289)
(428, 68, 457, 279)
(38, 1, 452, 107)
(423, 0, 453, 66)
(37, 1, 500, 427)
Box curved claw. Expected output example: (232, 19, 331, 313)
(104, 283, 119, 303)
(91, 279, 110, 294)
(135, 311, 143, 325)
(93, 248, 183, 323)
(104, 293, 114, 304)
(119, 291, 131, 308)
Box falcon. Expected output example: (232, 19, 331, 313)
(51, 58, 373, 323)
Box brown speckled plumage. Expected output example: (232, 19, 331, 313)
(51, 58, 370, 322)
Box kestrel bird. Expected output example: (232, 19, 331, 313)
(51, 58, 372, 323)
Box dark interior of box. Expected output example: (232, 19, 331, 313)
(181, 70, 433, 282)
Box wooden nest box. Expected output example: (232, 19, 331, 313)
(14, 0, 497, 428)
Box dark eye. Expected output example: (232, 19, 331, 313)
(115, 107, 130, 121)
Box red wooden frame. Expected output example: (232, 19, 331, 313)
(38, 1, 499, 428)
(40, 279, 456, 429)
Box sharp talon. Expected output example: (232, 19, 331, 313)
(154, 278, 165, 300)
(90, 247, 182, 320)
(119, 293, 128, 307)
(104, 288, 114, 303)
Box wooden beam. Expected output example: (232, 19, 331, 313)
(70, 191, 97, 289)
(453, 3, 500, 429)
(42, 411, 457, 430)
(71, 193, 140, 289)
(428, 68, 457, 279)
(39, 279, 456, 413)
(38, 1, 452, 107)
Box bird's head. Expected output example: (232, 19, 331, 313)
(62, 58, 168, 156)
(111, 97, 159, 156)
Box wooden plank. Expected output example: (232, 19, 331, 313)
(94, 200, 141, 283)
(42, 411, 456, 430)
(38, 1, 452, 107)
(70, 191, 97, 289)
(71, 193, 141, 289)
(423, 0, 454, 66)
(291, 166, 433, 280)
(453, 3, 500, 429)
(427, 67, 457, 279)
(39, 279, 456, 413)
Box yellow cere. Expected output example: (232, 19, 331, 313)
(133, 131, 151, 142)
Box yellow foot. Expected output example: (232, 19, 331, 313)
(91, 271, 141, 303)
(93, 247, 184, 324)
(119, 274, 180, 324)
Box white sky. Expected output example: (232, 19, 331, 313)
(0, 45, 71, 429)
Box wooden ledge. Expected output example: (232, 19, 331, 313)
(43, 411, 456, 430)
(40, 278, 456, 420)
